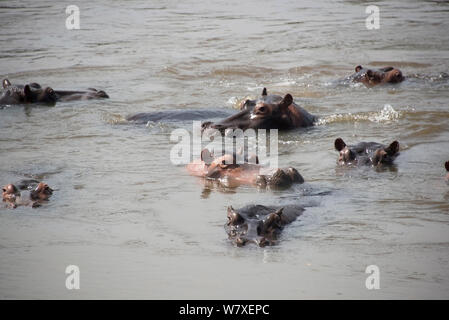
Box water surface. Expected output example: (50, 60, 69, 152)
(0, 0, 448, 299)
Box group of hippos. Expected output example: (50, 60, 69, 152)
(2, 65, 448, 247)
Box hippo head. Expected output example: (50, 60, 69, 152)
(202, 93, 295, 132)
(30, 183, 53, 201)
(23, 85, 57, 104)
(226, 206, 284, 247)
(2, 184, 20, 207)
(355, 65, 404, 86)
(335, 138, 400, 166)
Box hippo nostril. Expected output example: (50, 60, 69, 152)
(235, 237, 246, 247)
(256, 106, 267, 114)
(258, 238, 268, 247)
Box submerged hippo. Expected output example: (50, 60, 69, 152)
(202, 88, 316, 132)
(187, 148, 304, 189)
(0, 79, 57, 105)
(349, 65, 404, 87)
(334, 138, 400, 166)
(2, 181, 53, 209)
(1, 79, 108, 105)
(225, 204, 304, 247)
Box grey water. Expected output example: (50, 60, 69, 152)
(0, 0, 448, 299)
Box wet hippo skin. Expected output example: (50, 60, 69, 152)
(225, 204, 304, 247)
(202, 88, 316, 132)
(334, 138, 400, 166)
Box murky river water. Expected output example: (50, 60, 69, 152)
(0, 0, 448, 299)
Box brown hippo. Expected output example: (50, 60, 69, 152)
(350, 65, 404, 87)
(2, 182, 53, 209)
(201, 89, 316, 133)
(1, 79, 108, 105)
(445, 161, 449, 183)
(334, 138, 400, 166)
(187, 149, 304, 189)
(225, 204, 304, 247)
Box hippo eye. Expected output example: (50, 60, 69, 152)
(2, 188, 5, 192)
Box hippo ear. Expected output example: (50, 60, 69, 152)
(334, 138, 346, 151)
(445, 161, 449, 172)
(262, 87, 267, 96)
(386, 141, 399, 156)
(34, 183, 45, 193)
(3, 79, 11, 89)
(279, 94, 293, 111)
(201, 148, 214, 164)
(23, 85, 33, 100)
(355, 65, 362, 72)
(274, 208, 284, 217)
(227, 206, 243, 225)
(227, 206, 236, 214)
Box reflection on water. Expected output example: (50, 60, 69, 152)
(0, 0, 448, 299)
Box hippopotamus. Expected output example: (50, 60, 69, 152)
(187, 148, 304, 189)
(0, 79, 57, 105)
(445, 161, 449, 183)
(2, 181, 53, 209)
(334, 138, 400, 166)
(1, 79, 108, 105)
(349, 65, 404, 87)
(225, 204, 304, 247)
(202, 88, 316, 132)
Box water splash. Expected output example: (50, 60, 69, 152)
(316, 104, 401, 125)
(373, 104, 400, 122)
